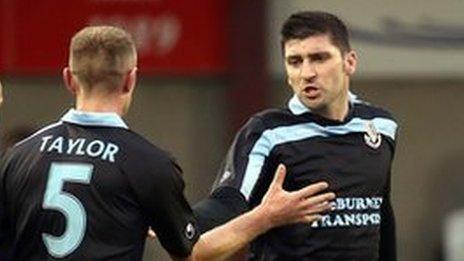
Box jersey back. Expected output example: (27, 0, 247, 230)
(0, 111, 199, 260)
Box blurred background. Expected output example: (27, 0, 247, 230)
(1, 0, 464, 260)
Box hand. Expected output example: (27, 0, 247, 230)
(259, 164, 335, 227)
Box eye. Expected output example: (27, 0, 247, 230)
(286, 56, 303, 66)
(310, 53, 330, 63)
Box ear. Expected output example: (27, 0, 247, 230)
(62, 67, 77, 95)
(122, 67, 137, 94)
(343, 50, 358, 76)
(287, 76, 292, 86)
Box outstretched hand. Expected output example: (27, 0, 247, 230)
(259, 164, 335, 227)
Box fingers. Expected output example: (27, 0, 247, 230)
(299, 214, 322, 224)
(302, 201, 332, 215)
(293, 181, 329, 199)
(269, 164, 286, 190)
(295, 199, 336, 224)
(301, 192, 336, 207)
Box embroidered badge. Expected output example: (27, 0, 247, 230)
(364, 121, 382, 149)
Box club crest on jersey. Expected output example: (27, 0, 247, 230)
(364, 121, 382, 149)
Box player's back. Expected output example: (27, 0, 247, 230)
(0, 110, 197, 260)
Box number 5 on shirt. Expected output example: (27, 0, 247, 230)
(42, 162, 93, 257)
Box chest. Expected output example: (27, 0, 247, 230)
(271, 133, 393, 196)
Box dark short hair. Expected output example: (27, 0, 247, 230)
(280, 11, 351, 54)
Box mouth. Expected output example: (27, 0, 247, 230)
(302, 85, 321, 99)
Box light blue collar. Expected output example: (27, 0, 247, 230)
(61, 109, 129, 129)
(288, 92, 360, 115)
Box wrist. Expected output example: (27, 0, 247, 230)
(250, 204, 274, 232)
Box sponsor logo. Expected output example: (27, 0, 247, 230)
(311, 197, 383, 228)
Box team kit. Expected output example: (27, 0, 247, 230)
(0, 11, 397, 261)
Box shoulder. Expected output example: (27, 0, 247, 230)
(231, 108, 290, 142)
(121, 131, 168, 156)
(9, 121, 64, 157)
(1, 122, 63, 173)
(353, 99, 397, 123)
(352, 99, 399, 142)
(242, 107, 306, 131)
(119, 130, 181, 173)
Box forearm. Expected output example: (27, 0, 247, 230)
(191, 205, 270, 261)
(186, 165, 334, 261)
(193, 187, 248, 233)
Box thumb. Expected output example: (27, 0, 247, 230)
(269, 164, 286, 190)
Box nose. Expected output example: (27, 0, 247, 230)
(300, 60, 316, 80)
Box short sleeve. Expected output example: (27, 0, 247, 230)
(211, 116, 273, 202)
(127, 153, 199, 257)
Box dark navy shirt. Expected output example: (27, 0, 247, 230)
(209, 94, 398, 261)
(0, 109, 199, 260)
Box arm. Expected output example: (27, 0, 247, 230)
(183, 164, 334, 261)
(379, 194, 396, 261)
(127, 152, 200, 258)
(193, 116, 275, 232)
(380, 133, 398, 261)
(193, 186, 248, 234)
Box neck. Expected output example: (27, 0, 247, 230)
(76, 92, 125, 116)
(315, 91, 350, 121)
(320, 102, 349, 121)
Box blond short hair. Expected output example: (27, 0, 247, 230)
(69, 26, 136, 91)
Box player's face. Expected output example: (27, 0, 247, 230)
(284, 34, 356, 118)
